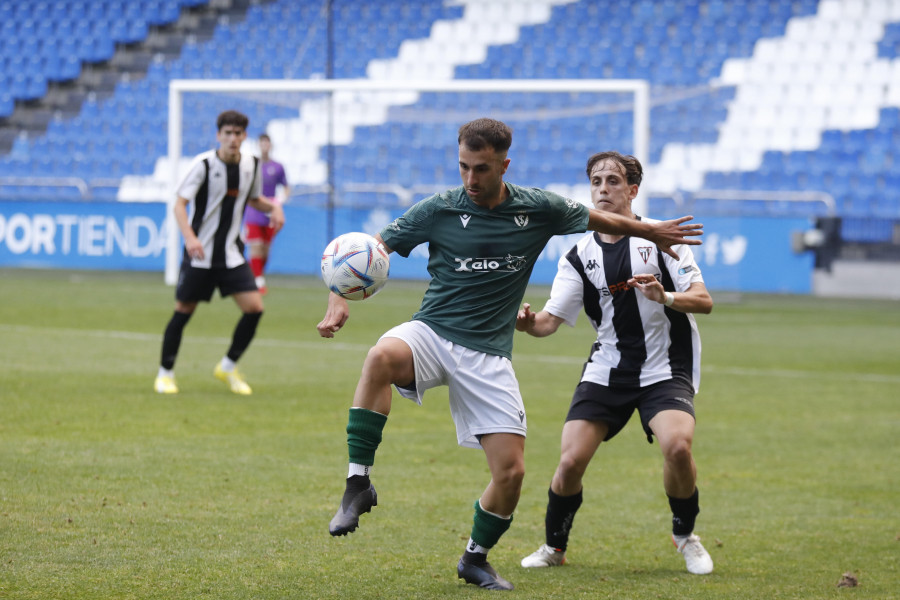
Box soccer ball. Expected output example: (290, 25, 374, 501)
(320, 232, 390, 300)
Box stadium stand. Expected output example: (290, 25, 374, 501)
(1, 0, 899, 241)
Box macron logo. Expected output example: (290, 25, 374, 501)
(460, 214, 471, 228)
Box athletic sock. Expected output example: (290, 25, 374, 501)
(545, 487, 583, 551)
(465, 537, 490, 555)
(226, 311, 262, 362)
(346, 407, 388, 466)
(469, 499, 513, 551)
(250, 256, 264, 278)
(668, 488, 700, 537)
(157, 367, 174, 378)
(219, 356, 236, 372)
(463, 537, 489, 564)
(348, 463, 371, 478)
(160, 311, 192, 370)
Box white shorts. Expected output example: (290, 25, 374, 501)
(380, 320, 527, 449)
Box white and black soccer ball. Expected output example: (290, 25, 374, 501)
(320, 232, 390, 300)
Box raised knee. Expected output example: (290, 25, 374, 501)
(363, 344, 412, 386)
(365, 344, 394, 373)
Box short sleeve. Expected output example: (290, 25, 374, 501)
(379, 196, 437, 257)
(176, 157, 207, 200)
(544, 189, 590, 235)
(542, 252, 585, 327)
(664, 244, 704, 292)
(250, 160, 262, 200)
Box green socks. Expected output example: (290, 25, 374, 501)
(346, 407, 388, 466)
(470, 499, 513, 550)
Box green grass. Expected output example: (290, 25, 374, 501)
(1, 268, 898, 599)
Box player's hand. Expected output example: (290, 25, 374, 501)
(269, 203, 285, 233)
(516, 302, 536, 332)
(317, 292, 350, 338)
(186, 238, 204, 260)
(651, 216, 703, 259)
(627, 274, 666, 303)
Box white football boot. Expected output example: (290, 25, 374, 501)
(673, 533, 714, 575)
(521, 543, 566, 568)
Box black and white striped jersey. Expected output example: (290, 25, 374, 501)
(543, 223, 705, 391)
(176, 150, 261, 269)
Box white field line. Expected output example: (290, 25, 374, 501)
(2, 323, 899, 385)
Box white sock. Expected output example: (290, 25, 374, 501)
(219, 357, 236, 372)
(348, 463, 371, 478)
(466, 538, 489, 555)
(158, 367, 174, 378)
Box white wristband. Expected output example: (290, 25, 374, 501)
(664, 292, 675, 307)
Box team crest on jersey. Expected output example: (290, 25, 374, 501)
(506, 254, 528, 270)
(565, 199, 580, 209)
(638, 246, 653, 264)
(514, 214, 529, 227)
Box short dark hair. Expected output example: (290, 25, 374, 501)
(585, 151, 643, 187)
(217, 110, 249, 131)
(258, 133, 271, 142)
(458, 118, 512, 154)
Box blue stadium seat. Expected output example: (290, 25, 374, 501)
(0, 91, 13, 118)
(147, 0, 182, 26)
(0, 0, 891, 226)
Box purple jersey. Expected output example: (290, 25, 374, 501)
(245, 159, 287, 226)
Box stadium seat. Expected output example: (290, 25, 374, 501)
(0, 0, 892, 226)
(0, 92, 13, 118)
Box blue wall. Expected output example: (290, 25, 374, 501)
(0, 201, 812, 294)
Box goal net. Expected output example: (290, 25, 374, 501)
(163, 79, 650, 284)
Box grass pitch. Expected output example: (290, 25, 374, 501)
(0, 268, 897, 599)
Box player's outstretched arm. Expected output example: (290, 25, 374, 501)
(588, 211, 703, 259)
(317, 292, 350, 338)
(648, 216, 703, 259)
(516, 303, 566, 337)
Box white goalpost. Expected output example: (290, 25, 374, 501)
(166, 78, 650, 284)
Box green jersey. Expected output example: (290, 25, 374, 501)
(380, 183, 589, 359)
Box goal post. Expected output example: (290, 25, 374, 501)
(166, 78, 650, 284)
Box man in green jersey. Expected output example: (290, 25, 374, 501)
(317, 118, 703, 591)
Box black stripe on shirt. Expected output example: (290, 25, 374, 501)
(566, 242, 602, 372)
(211, 162, 240, 267)
(566, 241, 603, 325)
(603, 237, 646, 387)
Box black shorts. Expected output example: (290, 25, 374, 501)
(565, 378, 695, 443)
(175, 261, 257, 302)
